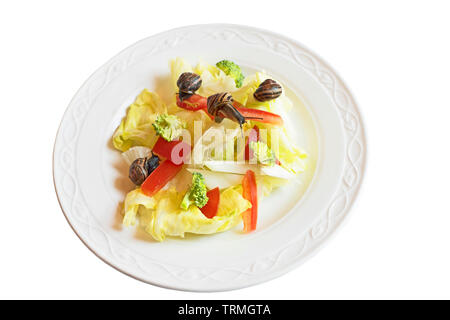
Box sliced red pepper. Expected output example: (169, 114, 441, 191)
(176, 94, 208, 111)
(242, 170, 258, 232)
(245, 125, 260, 161)
(236, 107, 284, 126)
(141, 159, 183, 197)
(176, 94, 283, 125)
(152, 137, 191, 165)
(200, 187, 220, 219)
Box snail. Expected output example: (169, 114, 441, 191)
(207, 92, 262, 129)
(253, 79, 282, 102)
(177, 72, 202, 101)
(128, 154, 160, 185)
(207, 92, 246, 126)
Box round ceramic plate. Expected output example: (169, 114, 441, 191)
(53, 24, 366, 292)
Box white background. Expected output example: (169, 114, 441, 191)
(1, 0, 449, 299)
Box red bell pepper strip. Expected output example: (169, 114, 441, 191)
(200, 187, 220, 219)
(242, 170, 258, 232)
(236, 107, 284, 126)
(176, 94, 283, 125)
(245, 125, 260, 161)
(152, 137, 191, 165)
(176, 94, 208, 111)
(141, 159, 183, 197)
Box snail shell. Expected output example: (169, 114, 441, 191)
(253, 79, 282, 102)
(128, 154, 160, 185)
(129, 158, 148, 185)
(207, 92, 246, 126)
(207, 92, 233, 115)
(177, 72, 202, 101)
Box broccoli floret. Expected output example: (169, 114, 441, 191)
(250, 141, 276, 166)
(152, 114, 185, 141)
(180, 173, 209, 209)
(216, 60, 245, 88)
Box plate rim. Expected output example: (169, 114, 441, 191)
(53, 23, 367, 292)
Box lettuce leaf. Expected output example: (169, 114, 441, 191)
(261, 96, 307, 174)
(170, 57, 193, 93)
(112, 89, 166, 152)
(261, 125, 308, 174)
(174, 109, 213, 139)
(122, 187, 251, 241)
(191, 120, 241, 164)
(231, 72, 269, 107)
(194, 61, 237, 96)
(170, 58, 239, 99)
(123, 188, 157, 226)
(250, 141, 276, 166)
(256, 175, 289, 200)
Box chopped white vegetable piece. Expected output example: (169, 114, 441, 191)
(121, 146, 152, 165)
(186, 169, 243, 189)
(260, 165, 295, 180)
(201, 161, 294, 180)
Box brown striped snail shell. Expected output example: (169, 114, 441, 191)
(253, 79, 282, 102)
(128, 154, 160, 185)
(207, 92, 233, 114)
(207, 92, 245, 125)
(129, 158, 148, 185)
(177, 72, 202, 101)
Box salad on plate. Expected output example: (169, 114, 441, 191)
(112, 58, 308, 241)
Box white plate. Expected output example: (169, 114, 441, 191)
(53, 24, 366, 292)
